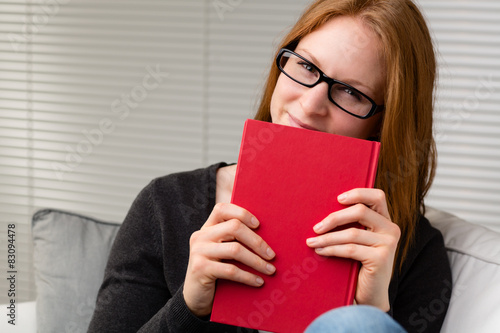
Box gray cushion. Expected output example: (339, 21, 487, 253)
(425, 207, 500, 333)
(32, 209, 120, 333)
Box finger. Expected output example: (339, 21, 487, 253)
(197, 219, 275, 260)
(208, 261, 266, 287)
(314, 204, 397, 234)
(337, 188, 390, 219)
(307, 227, 378, 249)
(313, 243, 373, 262)
(313, 242, 396, 274)
(203, 202, 259, 229)
(203, 242, 276, 276)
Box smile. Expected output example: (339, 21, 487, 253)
(288, 113, 321, 132)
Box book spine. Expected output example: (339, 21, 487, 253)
(366, 142, 381, 188)
(230, 120, 250, 203)
(345, 261, 361, 305)
(346, 142, 379, 304)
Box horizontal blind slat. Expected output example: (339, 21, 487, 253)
(418, 0, 500, 232)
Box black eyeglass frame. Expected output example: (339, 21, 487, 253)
(276, 48, 385, 119)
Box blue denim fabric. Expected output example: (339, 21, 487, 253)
(304, 305, 407, 333)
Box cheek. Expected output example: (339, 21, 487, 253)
(270, 77, 286, 119)
(332, 114, 381, 139)
(269, 89, 279, 120)
(270, 75, 300, 115)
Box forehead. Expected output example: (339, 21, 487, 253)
(295, 16, 386, 93)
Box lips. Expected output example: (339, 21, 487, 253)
(288, 113, 320, 132)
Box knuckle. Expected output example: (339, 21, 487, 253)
(189, 230, 201, 246)
(213, 202, 226, 215)
(345, 244, 357, 256)
(235, 209, 248, 221)
(381, 232, 399, 252)
(354, 203, 368, 216)
(252, 236, 266, 252)
(388, 234, 400, 250)
(390, 222, 402, 238)
(258, 258, 268, 270)
(374, 189, 386, 203)
(223, 264, 239, 278)
(190, 257, 205, 272)
(249, 256, 263, 271)
(227, 219, 242, 234)
(227, 242, 242, 257)
(347, 227, 360, 239)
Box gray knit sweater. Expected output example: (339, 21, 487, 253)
(88, 162, 451, 333)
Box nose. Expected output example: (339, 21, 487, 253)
(298, 82, 330, 117)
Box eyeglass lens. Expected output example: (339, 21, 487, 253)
(279, 51, 374, 117)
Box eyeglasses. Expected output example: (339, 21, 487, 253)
(276, 48, 384, 119)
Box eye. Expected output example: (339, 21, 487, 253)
(341, 87, 363, 101)
(298, 61, 318, 74)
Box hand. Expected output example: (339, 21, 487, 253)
(183, 203, 276, 317)
(306, 188, 401, 311)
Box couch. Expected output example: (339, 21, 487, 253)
(1, 207, 499, 332)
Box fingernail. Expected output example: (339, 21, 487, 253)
(267, 247, 275, 258)
(313, 222, 323, 232)
(338, 193, 347, 202)
(316, 248, 324, 253)
(306, 238, 317, 246)
(256, 277, 264, 285)
(251, 217, 259, 227)
(266, 264, 276, 274)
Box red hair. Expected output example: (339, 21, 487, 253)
(255, 0, 437, 271)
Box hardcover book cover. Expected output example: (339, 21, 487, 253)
(211, 119, 380, 332)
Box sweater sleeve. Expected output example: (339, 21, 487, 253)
(390, 217, 452, 333)
(87, 181, 212, 333)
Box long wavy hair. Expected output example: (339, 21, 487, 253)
(254, 0, 437, 272)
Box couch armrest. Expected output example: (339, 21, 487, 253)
(426, 208, 500, 333)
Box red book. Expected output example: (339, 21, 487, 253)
(211, 119, 380, 332)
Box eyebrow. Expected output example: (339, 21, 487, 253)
(295, 47, 375, 96)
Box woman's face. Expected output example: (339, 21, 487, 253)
(270, 16, 386, 139)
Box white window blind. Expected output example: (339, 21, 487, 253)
(0, 0, 310, 303)
(206, 0, 311, 163)
(1, 0, 208, 304)
(1, 0, 499, 304)
(417, 0, 500, 232)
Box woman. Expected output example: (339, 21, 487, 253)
(88, 0, 451, 332)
